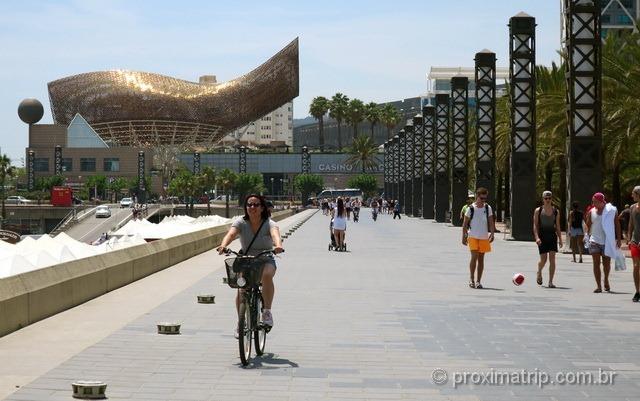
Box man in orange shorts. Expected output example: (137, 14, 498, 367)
(462, 187, 495, 289)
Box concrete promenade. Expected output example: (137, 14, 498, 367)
(2, 208, 640, 400)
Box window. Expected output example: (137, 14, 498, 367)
(62, 158, 73, 172)
(80, 158, 96, 172)
(34, 158, 49, 172)
(103, 158, 120, 172)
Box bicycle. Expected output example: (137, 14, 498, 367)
(223, 248, 281, 366)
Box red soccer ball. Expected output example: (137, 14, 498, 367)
(512, 273, 525, 286)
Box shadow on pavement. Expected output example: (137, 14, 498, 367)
(242, 353, 299, 370)
(476, 287, 504, 291)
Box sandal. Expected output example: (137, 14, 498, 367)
(469, 281, 476, 289)
(475, 282, 483, 289)
(594, 288, 602, 293)
(537, 272, 543, 286)
(548, 283, 556, 288)
(605, 286, 611, 292)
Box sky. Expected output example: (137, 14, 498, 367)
(0, 0, 562, 163)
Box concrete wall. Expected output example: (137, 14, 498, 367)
(0, 209, 295, 337)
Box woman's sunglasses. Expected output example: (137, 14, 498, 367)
(247, 202, 262, 208)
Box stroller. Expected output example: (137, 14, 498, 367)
(328, 219, 347, 251)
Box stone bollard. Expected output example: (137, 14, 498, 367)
(157, 323, 181, 335)
(72, 381, 107, 399)
(197, 295, 215, 304)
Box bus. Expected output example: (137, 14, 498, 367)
(317, 188, 363, 201)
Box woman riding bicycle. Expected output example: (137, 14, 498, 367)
(217, 194, 284, 332)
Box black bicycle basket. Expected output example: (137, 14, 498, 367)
(224, 256, 266, 289)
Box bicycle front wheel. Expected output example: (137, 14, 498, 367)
(238, 298, 252, 366)
(254, 293, 267, 355)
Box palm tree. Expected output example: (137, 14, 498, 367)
(309, 96, 330, 151)
(345, 135, 380, 173)
(602, 30, 640, 207)
(380, 104, 401, 139)
(0, 154, 16, 228)
(494, 87, 512, 218)
(345, 99, 365, 143)
(198, 166, 216, 215)
(536, 62, 568, 226)
(364, 102, 381, 142)
(329, 93, 349, 150)
(216, 168, 238, 218)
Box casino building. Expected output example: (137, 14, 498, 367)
(22, 39, 299, 194)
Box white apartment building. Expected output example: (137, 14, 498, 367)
(221, 102, 294, 149)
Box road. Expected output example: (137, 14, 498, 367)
(65, 205, 134, 243)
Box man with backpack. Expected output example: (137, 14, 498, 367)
(462, 187, 495, 289)
(533, 191, 563, 288)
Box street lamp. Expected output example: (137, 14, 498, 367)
(270, 177, 274, 196)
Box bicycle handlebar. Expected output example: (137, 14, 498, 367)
(222, 248, 284, 257)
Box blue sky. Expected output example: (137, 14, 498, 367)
(0, 0, 561, 162)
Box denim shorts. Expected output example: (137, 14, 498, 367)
(569, 227, 584, 236)
(589, 242, 605, 255)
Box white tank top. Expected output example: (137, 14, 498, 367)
(590, 208, 606, 245)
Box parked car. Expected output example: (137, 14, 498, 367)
(95, 205, 111, 218)
(5, 196, 31, 205)
(120, 197, 133, 208)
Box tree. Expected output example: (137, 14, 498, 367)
(347, 174, 378, 198)
(380, 104, 402, 139)
(197, 166, 216, 215)
(294, 173, 324, 204)
(233, 173, 266, 205)
(216, 168, 238, 217)
(329, 93, 349, 150)
(364, 102, 381, 142)
(345, 135, 381, 173)
(85, 175, 108, 200)
(309, 96, 330, 151)
(602, 30, 640, 207)
(168, 170, 199, 214)
(0, 154, 16, 227)
(346, 98, 365, 143)
(108, 177, 128, 202)
(35, 175, 65, 191)
(153, 145, 182, 196)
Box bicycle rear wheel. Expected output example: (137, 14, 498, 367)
(238, 298, 252, 366)
(254, 293, 267, 355)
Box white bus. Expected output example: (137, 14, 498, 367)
(317, 188, 363, 201)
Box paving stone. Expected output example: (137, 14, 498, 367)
(5, 210, 640, 400)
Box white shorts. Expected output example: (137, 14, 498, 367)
(333, 220, 347, 231)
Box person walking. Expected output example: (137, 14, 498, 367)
(459, 195, 474, 223)
(331, 198, 348, 250)
(533, 191, 563, 288)
(393, 200, 401, 219)
(568, 201, 585, 263)
(585, 192, 622, 293)
(627, 186, 640, 302)
(620, 204, 631, 240)
(462, 187, 495, 289)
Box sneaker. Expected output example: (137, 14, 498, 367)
(262, 310, 273, 327)
(633, 293, 640, 302)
